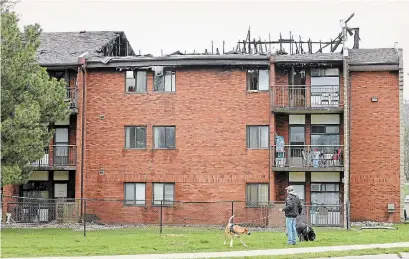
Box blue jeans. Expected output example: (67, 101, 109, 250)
(286, 217, 297, 244)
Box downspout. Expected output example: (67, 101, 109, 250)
(268, 55, 272, 203)
(78, 52, 89, 204)
(342, 23, 351, 230)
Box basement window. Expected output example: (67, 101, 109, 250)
(125, 71, 147, 93)
(247, 69, 269, 91)
(246, 184, 268, 207)
(124, 183, 146, 206)
(153, 183, 175, 205)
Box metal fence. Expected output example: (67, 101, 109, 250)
(2, 196, 347, 235)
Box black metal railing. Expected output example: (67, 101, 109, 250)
(31, 145, 77, 167)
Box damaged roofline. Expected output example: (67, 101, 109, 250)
(40, 62, 79, 68)
(274, 60, 343, 64)
(86, 55, 270, 68)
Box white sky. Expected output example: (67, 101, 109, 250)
(15, 0, 408, 99)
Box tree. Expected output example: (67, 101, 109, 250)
(403, 98, 409, 181)
(1, 3, 71, 186)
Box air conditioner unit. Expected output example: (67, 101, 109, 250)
(311, 183, 321, 192)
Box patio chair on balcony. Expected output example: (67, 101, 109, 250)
(332, 148, 342, 166)
(320, 93, 330, 106)
(302, 150, 312, 167)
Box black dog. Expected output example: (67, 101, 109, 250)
(296, 217, 316, 242)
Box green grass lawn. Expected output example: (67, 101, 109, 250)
(1, 225, 409, 258)
(405, 184, 409, 196)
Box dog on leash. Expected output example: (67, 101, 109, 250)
(224, 215, 251, 247)
(296, 216, 316, 242)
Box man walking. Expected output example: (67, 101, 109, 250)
(280, 185, 302, 245)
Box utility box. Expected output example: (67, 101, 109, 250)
(387, 203, 395, 213)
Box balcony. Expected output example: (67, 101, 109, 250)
(272, 145, 344, 172)
(31, 145, 77, 170)
(272, 85, 343, 114)
(66, 87, 78, 112)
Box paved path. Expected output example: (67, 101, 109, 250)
(315, 254, 409, 259)
(8, 242, 409, 259)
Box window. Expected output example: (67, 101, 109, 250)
(247, 126, 269, 149)
(247, 69, 269, 91)
(153, 67, 176, 92)
(310, 183, 340, 205)
(153, 126, 175, 149)
(290, 184, 305, 203)
(124, 183, 146, 205)
(246, 184, 268, 206)
(153, 183, 174, 205)
(125, 126, 146, 148)
(311, 125, 340, 146)
(310, 68, 340, 107)
(125, 71, 147, 93)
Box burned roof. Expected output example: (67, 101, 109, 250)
(348, 48, 399, 65)
(37, 31, 133, 66)
(274, 53, 343, 63)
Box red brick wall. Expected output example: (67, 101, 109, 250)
(350, 71, 400, 222)
(82, 67, 272, 221)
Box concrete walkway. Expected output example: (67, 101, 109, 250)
(8, 242, 409, 259)
(316, 254, 409, 259)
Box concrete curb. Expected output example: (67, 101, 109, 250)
(7, 242, 409, 259)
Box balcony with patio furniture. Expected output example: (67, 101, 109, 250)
(271, 145, 344, 172)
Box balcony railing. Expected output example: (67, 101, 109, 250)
(272, 145, 343, 169)
(31, 145, 77, 167)
(66, 87, 78, 109)
(272, 85, 342, 109)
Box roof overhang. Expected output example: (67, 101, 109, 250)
(86, 55, 270, 68)
(349, 63, 399, 71)
(40, 63, 79, 70)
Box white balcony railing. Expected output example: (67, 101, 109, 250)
(272, 85, 342, 109)
(272, 145, 344, 168)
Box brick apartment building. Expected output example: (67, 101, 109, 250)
(2, 30, 405, 226)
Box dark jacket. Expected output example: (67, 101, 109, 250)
(283, 192, 302, 218)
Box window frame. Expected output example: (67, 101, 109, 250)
(153, 126, 176, 149)
(152, 183, 175, 206)
(246, 69, 269, 92)
(124, 182, 146, 206)
(310, 124, 340, 147)
(125, 70, 148, 93)
(153, 69, 176, 93)
(124, 126, 147, 149)
(246, 125, 269, 149)
(310, 182, 341, 208)
(245, 183, 269, 207)
(288, 182, 306, 203)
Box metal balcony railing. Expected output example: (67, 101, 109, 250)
(272, 145, 344, 168)
(65, 87, 78, 109)
(272, 85, 342, 109)
(31, 145, 77, 167)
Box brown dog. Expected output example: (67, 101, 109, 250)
(224, 215, 251, 247)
